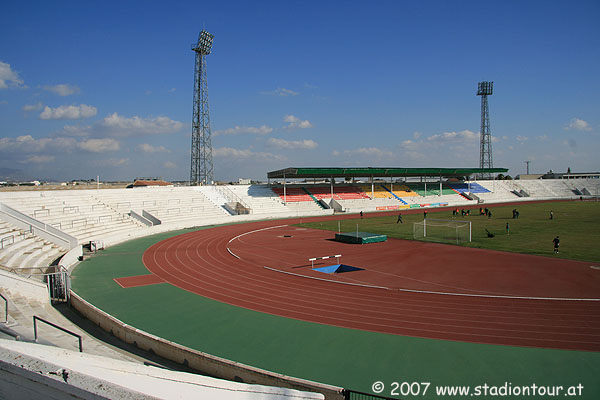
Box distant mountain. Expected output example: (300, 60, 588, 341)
(0, 167, 32, 182)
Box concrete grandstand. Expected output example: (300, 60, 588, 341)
(1, 169, 599, 399)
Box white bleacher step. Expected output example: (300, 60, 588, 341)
(5, 238, 50, 268)
(18, 243, 57, 269)
(0, 236, 36, 262)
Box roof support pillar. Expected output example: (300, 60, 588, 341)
(331, 177, 334, 199)
(371, 176, 374, 199)
(283, 174, 287, 205)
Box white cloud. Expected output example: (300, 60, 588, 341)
(163, 161, 176, 168)
(40, 104, 97, 120)
(78, 138, 120, 153)
(137, 143, 170, 153)
(516, 135, 528, 142)
(214, 125, 273, 136)
(334, 147, 394, 160)
(426, 129, 479, 143)
(565, 117, 592, 131)
(0, 135, 76, 153)
(261, 87, 299, 96)
(96, 158, 130, 167)
(266, 138, 318, 149)
(283, 115, 313, 129)
(21, 155, 55, 163)
(391, 128, 484, 165)
(213, 147, 286, 161)
(43, 84, 80, 96)
(60, 124, 93, 137)
(100, 112, 183, 137)
(0, 61, 24, 89)
(23, 102, 43, 111)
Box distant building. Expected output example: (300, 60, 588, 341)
(517, 174, 544, 180)
(543, 171, 600, 180)
(517, 171, 600, 180)
(238, 178, 251, 185)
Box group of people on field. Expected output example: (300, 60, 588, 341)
(390, 207, 561, 254)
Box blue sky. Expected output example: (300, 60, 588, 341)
(1, 0, 598, 182)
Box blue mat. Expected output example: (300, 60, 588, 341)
(312, 264, 364, 274)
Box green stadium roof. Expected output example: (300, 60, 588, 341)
(267, 167, 509, 179)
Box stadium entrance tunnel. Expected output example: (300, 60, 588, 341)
(312, 264, 364, 274)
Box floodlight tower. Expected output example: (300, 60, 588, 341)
(477, 81, 494, 179)
(190, 30, 215, 185)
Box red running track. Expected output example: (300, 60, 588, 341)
(141, 217, 600, 352)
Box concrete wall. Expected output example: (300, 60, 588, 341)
(0, 269, 48, 302)
(70, 293, 344, 400)
(0, 338, 325, 400)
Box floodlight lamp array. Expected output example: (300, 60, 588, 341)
(477, 81, 493, 96)
(193, 30, 214, 54)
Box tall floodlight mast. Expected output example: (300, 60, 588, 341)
(190, 30, 215, 185)
(477, 81, 494, 179)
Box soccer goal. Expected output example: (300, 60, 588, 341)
(413, 219, 472, 244)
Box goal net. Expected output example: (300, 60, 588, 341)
(413, 219, 472, 244)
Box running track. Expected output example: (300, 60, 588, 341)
(141, 217, 600, 352)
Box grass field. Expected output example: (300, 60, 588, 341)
(295, 200, 600, 263)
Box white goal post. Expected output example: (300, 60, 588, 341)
(413, 218, 472, 244)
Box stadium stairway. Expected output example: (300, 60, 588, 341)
(379, 184, 408, 204)
(302, 187, 327, 209)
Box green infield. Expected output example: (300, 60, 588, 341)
(295, 201, 600, 263)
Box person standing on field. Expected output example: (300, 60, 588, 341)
(553, 236, 560, 253)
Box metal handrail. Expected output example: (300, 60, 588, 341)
(214, 185, 251, 212)
(33, 315, 82, 352)
(0, 293, 7, 323)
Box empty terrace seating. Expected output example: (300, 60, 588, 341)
(271, 187, 314, 202)
(471, 180, 521, 202)
(304, 185, 369, 201)
(447, 182, 490, 194)
(0, 220, 65, 274)
(95, 187, 230, 225)
(388, 184, 420, 198)
(0, 191, 146, 244)
(565, 179, 600, 197)
(542, 180, 579, 197)
(228, 185, 318, 216)
(403, 183, 455, 196)
(358, 184, 391, 199)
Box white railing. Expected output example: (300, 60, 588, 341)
(215, 185, 251, 213)
(0, 203, 77, 249)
